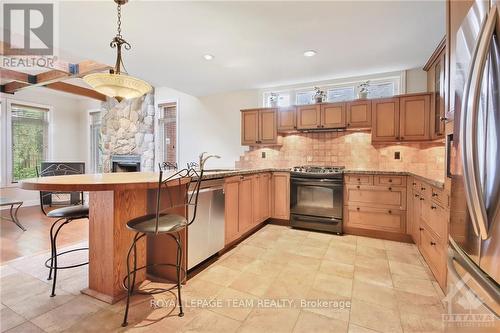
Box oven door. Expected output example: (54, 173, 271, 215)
(290, 177, 343, 219)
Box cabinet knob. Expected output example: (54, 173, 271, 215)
(401, 136, 404, 140)
(388, 210, 392, 214)
(431, 205, 437, 210)
(356, 207, 360, 211)
(396, 136, 400, 140)
(415, 194, 419, 198)
(421, 187, 426, 191)
(432, 193, 438, 197)
(430, 241, 436, 246)
(356, 185, 360, 189)
(420, 197, 424, 201)
(388, 179, 393, 183)
(440, 116, 448, 122)
(388, 187, 392, 191)
(357, 178, 361, 181)
(419, 227, 424, 231)
(347, 123, 351, 127)
(412, 182, 417, 186)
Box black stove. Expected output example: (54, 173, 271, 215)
(291, 166, 345, 178)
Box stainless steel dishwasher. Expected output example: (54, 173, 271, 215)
(188, 178, 225, 269)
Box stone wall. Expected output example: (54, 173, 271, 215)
(101, 92, 155, 172)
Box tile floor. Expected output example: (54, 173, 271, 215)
(0, 224, 447, 333)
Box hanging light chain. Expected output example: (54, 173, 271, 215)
(116, 3, 122, 38)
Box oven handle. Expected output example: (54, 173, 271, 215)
(291, 177, 343, 185)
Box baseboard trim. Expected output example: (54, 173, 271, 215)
(343, 226, 413, 243)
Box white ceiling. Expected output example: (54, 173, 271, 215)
(57, 1, 445, 96)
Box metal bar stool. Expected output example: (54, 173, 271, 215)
(37, 163, 89, 297)
(0, 198, 26, 231)
(121, 165, 204, 327)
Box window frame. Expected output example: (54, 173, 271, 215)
(1, 98, 53, 186)
(154, 99, 180, 171)
(88, 109, 103, 174)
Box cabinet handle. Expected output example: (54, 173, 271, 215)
(420, 197, 424, 201)
(432, 193, 438, 197)
(430, 241, 436, 246)
(412, 182, 417, 186)
(414, 194, 420, 198)
(419, 227, 424, 231)
(421, 187, 426, 191)
(431, 205, 437, 210)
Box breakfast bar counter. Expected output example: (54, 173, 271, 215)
(20, 172, 189, 304)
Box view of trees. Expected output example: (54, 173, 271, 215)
(11, 108, 47, 182)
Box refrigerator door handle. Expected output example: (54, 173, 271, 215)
(466, 6, 498, 240)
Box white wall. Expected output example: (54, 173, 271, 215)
(0, 88, 100, 206)
(155, 87, 259, 169)
(405, 68, 428, 93)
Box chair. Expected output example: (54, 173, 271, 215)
(36, 163, 89, 297)
(0, 197, 25, 231)
(121, 165, 203, 327)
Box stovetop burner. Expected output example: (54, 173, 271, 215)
(292, 165, 345, 174)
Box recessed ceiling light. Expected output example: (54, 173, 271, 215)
(303, 50, 317, 57)
(203, 54, 214, 60)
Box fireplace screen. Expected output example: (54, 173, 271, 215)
(111, 155, 141, 172)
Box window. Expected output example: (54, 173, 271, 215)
(295, 90, 315, 105)
(10, 103, 49, 182)
(367, 82, 395, 99)
(327, 87, 355, 102)
(158, 102, 177, 165)
(263, 92, 291, 107)
(89, 111, 102, 173)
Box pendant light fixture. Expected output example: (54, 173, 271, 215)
(83, 0, 152, 102)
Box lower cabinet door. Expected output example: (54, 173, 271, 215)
(345, 205, 405, 233)
(224, 177, 240, 245)
(272, 172, 290, 219)
(238, 175, 254, 234)
(259, 173, 271, 221)
(252, 175, 261, 225)
(419, 226, 446, 288)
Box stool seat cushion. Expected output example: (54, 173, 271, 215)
(127, 214, 188, 234)
(47, 205, 89, 218)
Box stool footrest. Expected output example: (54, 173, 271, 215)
(44, 247, 89, 270)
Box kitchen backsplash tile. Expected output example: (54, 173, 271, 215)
(235, 131, 445, 182)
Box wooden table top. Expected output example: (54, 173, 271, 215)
(19, 172, 185, 192)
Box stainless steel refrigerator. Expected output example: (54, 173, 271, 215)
(447, 0, 500, 331)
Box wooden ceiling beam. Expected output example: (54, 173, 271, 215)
(44, 82, 107, 101)
(0, 68, 34, 83)
(2, 81, 30, 93)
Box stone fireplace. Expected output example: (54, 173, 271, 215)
(100, 92, 155, 172)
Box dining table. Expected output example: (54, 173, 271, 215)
(20, 171, 189, 304)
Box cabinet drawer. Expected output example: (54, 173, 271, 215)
(374, 175, 406, 187)
(345, 185, 407, 209)
(419, 226, 446, 283)
(345, 205, 405, 233)
(410, 178, 421, 194)
(419, 182, 431, 201)
(431, 186, 448, 208)
(345, 174, 373, 185)
(425, 201, 447, 242)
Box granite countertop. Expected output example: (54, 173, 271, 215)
(200, 168, 445, 188)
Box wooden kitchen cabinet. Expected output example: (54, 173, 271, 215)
(321, 103, 346, 129)
(399, 94, 431, 141)
(238, 175, 254, 234)
(424, 38, 446, 139)
(372, 98, 400, 142)
(259, 173, 271, 221)
(372, 94, 431, 142)
(345, 184, 407, 210)
(345, 205, 406, 234)
(296, 105, 321, 129)
(241, 108, 277, 145)
(346, 100, 372, 129)
(224, 176, 241, 244)
(271, 172, 290, 220)
(277, 107, 296, 131)
(296, 103, 346, 130)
